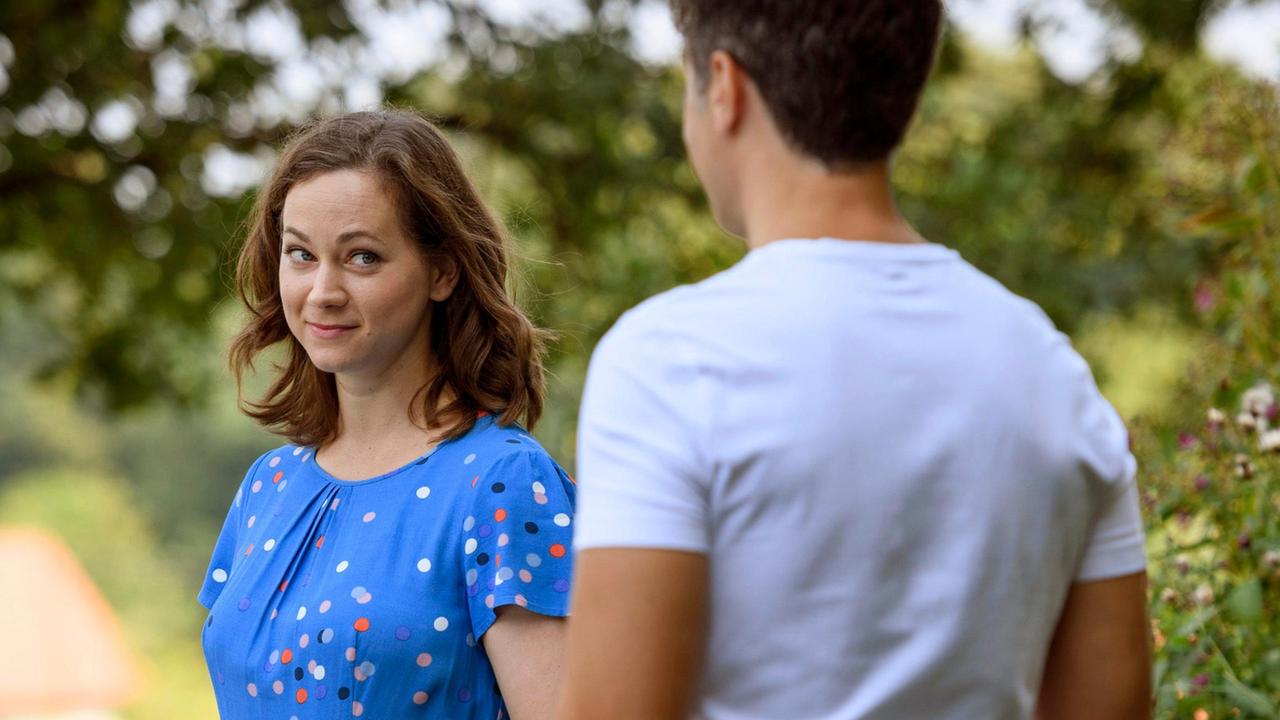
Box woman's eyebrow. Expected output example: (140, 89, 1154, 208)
(282, 227, 384, 245)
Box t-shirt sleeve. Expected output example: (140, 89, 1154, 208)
(462, 447, 577, 639)
(197, 452, 267, 609)
(1064, 348, 1147, 582)
(573, 315, 711, 553)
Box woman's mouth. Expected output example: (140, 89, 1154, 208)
(307, 322, 357, 339)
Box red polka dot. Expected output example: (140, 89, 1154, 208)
(281, 648, 293, 664)
(354, 617, 370, 632)
(244, 543, 254, 557)
(296, 688, 307, 703)
(279, 579, 288, 593)
(549, 544, 566, 558)
(494, 508, 507, 522)
(315, 535, 325, 549)
(476, 410, 490, 418)
(273, 470, 284, 484)
(471, 475, 479, 488)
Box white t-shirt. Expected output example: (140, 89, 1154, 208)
(574, 238, 1146, 720)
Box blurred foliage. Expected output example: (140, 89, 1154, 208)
(1133, 81, 1279, 718)
(1, 0, 1279, 717)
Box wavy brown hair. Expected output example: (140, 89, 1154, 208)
(229, 109, 549, 447)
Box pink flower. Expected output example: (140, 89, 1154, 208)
(1237, 533, 1252, 550)
(1178, 432, 1199, 450)
(1194, 283, 1216, 313)
(1194, 474, 1210, 491)
(1193, 673, 1209, 688)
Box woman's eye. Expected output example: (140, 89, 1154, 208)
(285, 247, 314, 262)
(351, 251, 379, 266)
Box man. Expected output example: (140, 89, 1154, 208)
(561, 2, 1151, 719)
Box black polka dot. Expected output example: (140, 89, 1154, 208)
(294, 667, 304, 681)
(477, 553, 490, 566)
(524, 521, 539, 534)
(338, 687, 350, 700)
(505, 439, 520, 444)
(491, 482, 506, 493)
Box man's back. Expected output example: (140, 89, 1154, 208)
(573, 238, 1145, 719)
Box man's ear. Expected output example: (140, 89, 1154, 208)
(707, 49, 748, 136)
(429, 254, 460, 302)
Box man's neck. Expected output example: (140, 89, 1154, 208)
(740, 159, 924, 250)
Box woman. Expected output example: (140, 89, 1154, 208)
(199, 109, 575, 719)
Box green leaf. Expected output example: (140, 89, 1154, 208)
(1221, 673, 1278, 717)
(1226, 577, 1264, 624)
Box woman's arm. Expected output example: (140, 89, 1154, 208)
(484, 605, 569, 720)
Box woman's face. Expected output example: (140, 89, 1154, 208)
(278, 169, 455, 382)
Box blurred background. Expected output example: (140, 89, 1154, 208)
(0, 0, 1277, 717)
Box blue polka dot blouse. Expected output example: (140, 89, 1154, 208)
(198, 415, 576, 718)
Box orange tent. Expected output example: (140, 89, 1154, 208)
(0, 526, 138, 715)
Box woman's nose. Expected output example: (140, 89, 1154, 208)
(307, 262, 348, 308)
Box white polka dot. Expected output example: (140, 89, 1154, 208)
(263, 538, 276, 552)
(357, 592, 372, 604)
(302, 452, 311, 463)
(246, 515, 256, 528)
(252, 480, 263, 493)
(484, 594, 495, 608)
(330, 498, 340, 510)
(336, 560, 349, 573)
(273, 680, 284, 695)
(276, 480, 287, 492)
(319, 600, 331, 613)
(296, 606, 307, 620)
(269, 456, 281, 468)
(269, 650, 280, 664)
(313, 665, 326, 680)
(293, 446, 303, 456)
(358, 660, 376, 677)
(554, 513, 571, 527)
(466, 569, 478, 585)
(465, 632, 476, 647)
(497, 533, 509, 547)
(352, 701, 364, 717)
(212, 568, 228, 583)
(363, 511, 376, 523)
(497, 567, 514, 582)
(247, 683, 258, 697)
(433, 616, 449, 631)
(463, 516, 476, 531)
(416, 486, 431, 499)
(299, 633, 309, 648)
(350, 586, 367, 599)
(526, 553, 542, 568)
(464, 453, 477, 465)
(532, 481, 547, 494)
(417, 558, 432, 573)
(464, 538, 477, 554)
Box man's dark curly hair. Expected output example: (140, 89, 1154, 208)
(669, 0, 943, 168)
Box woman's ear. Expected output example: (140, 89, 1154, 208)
(429, 254, 460, 302)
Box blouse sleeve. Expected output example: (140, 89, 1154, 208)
(460, 447, 577, 638)
(197, 452, 268, 609)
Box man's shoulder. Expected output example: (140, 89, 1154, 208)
(606, 262, 760, 343)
